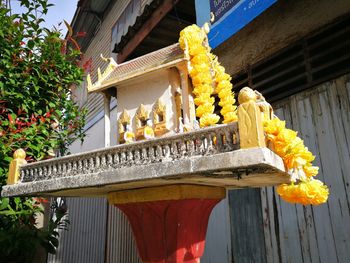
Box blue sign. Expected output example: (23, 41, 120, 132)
(196, 0, 277, 48)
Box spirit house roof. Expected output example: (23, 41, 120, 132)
(87, 43, 186, 93)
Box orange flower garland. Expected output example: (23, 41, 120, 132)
(263, 117, 329, 205)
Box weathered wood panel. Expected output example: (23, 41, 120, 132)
(202, 197, 232, 263)
(229, 188, 267, 263)
(261, 74, 350, 263)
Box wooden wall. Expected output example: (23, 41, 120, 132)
(259, 74, 350, 263)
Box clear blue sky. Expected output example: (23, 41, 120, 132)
(11, 0, 78, 35)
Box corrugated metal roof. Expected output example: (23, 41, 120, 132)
(70, 0, 115, 52)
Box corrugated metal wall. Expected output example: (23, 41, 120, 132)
(261, 74, 350, 263)
(47, 198, 108, 263)
(105, 205, 141, 263)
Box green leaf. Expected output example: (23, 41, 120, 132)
(27, 40, 34, 49)
(0, 198, 9, 210)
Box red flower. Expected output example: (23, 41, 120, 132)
(8, 114, 14, 124)
(44, 111, 51, 118)
(33, 197, 49, 204)
(82, 58, 93, 73)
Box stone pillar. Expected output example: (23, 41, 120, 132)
(108, 185, 226, 263)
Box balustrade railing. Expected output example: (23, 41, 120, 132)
(20, 123, 239, 183)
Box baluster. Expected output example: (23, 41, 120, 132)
(107, 154, 113, 167)
(156, 145, 163, 161)
(62, 163, 67, 174)
(134, 149, 141, 164)
(78, 160, 83, 173)
(186, 138, 195, 156)
(171, 141, 178, 158)
(38, 167, 43, 180)
(148, 146, 155, 162)
(120, 152, 126, 164)
(206, 133, 214, 154)
(47, 166, 52, 177)
(141, 148, 148, 164)
(57, 163, 62, 175)
(86, 157, 93, 172)
(215, 132, 224, 151)
(163, 144, 171, 160)
(178, 140, 186, 157)
(113, 154, 119, 167)
(20, 169, 26, 181)
(224, 130, 233, 151)
(43, 166, 47, 178)
(194, 137, 203, 155)
(52, 164, 57, 176)
(29, 169, 34, 181)
(127, 150, 134, 165)
(100, 155, 106, 168)
(95, 156, 100, 169)
(67, 162, 72, 174)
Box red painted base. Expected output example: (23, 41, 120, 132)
(115, 199, 222, 263)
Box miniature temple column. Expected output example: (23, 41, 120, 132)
(108, 185, 226, 263)
(177, 64, 191, 126)
(103, 92, 111, 147)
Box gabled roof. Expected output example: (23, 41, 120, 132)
(87, 43, 186, 93)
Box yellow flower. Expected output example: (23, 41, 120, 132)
(200, 113, 220, 127)
(222, 111, 238, 123)
(218, 96, 235, 107)
(306, 179, 329, 205)
(303, 164, 319, 177)
(194, 93, 214, 106)
(193, 84, 214, 96)
(216, 73, 232, 83)
(218, 88, 233, 99)
(216, 80, 232, 93)
(277, 179, 329, 205)
(190, 63, 210, 76)
(273, 129, 298, 157)
(196, 103, 214, 117)
(191, 72, 212, 86)
(179, 25, 203, 49)
(189, 44, 207, 56)
(263, 118, 285, 136)
(220, 104, 236, 116)
(276, 128, 298, 144)
(191, 53, 210, 65)
(214, 65, 225, 75)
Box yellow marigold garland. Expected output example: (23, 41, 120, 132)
(263, 117, 329, 205)
(212, 56, 238, 123)
(179, 24, 237, 127)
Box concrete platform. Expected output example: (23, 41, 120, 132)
(2, 147, 289, 197)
